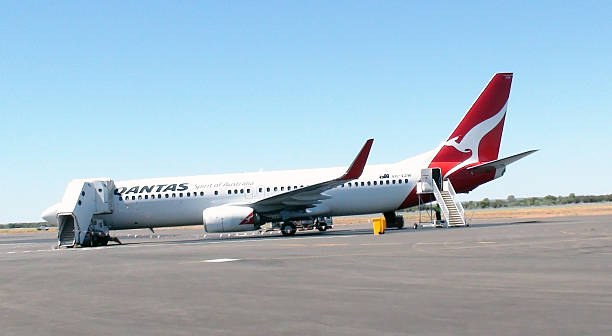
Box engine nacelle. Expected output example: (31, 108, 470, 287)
(202, 205, 260, 233)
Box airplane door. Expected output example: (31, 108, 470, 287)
(431, 168, 442, 191)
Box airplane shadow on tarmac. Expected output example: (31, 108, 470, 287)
(117, 227, 383, 247)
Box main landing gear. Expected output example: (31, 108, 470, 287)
(280, 222, 297, 236)
(278, 217, 332, 236)
(383, 212, 405, 229)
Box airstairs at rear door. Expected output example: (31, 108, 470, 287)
(416, 168, 466, 228)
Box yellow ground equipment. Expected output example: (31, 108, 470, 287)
(372, 217, 386, 235)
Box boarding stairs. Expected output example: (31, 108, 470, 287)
(56, 179, 115, 247)
(439, 180, 466, 227)
(416, 168, 466, 228)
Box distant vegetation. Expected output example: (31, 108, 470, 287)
(0, 222, 52, 229)
(462, 193, 612, 209)
(401, 193, 612, 212)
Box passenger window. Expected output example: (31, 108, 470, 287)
(179, 193, 183, 197)
(187, 192, 190, 197)
(300, 185, 304, 188)
(214, 191, 218, 195)
(200, 191, 204, 196)
(151, 195, 155, 199)
(281, 187, 284, 191)
(405, 179, 409, 183)
(138, 195, 142, 200)
(348, 182, 352, 187)
(267, 187, 270, 192)
(158, 194, 162, 198)
(119, 196, 123, 201)
(234, 189, 238, 194)
(398, 179, 402, 184)
(247, 189, 250, 193)
(145, 195, 149, 200)
(373, 181, 377, 185)
(386, 180, 389, 185)
(361, 182, 364, 186)
(259, 188, 262, 193)
(228, 190, 231, 194)
(367, 181, 371, 186)
(240, 189, 244, 194)
(172, 193, 176, 197)
(132, 196, 135, 200)
(288, 186, 291, 190)
(274, 187, 278, 192)
(165, 194, 169, 198)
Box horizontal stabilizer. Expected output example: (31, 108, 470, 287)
(467, 150, 538, 173)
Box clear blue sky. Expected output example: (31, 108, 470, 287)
(1, 1, 611, 223)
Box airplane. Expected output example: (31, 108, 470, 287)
(41, 73, 536, 247)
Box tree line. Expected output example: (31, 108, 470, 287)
(400, 193, 612, 212)
(463, 193, 612, 209)
(0, 222, 50, 229)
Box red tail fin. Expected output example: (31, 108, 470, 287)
(431, 73, 513, 171)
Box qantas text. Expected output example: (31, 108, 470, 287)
(114, 183, 189, 195)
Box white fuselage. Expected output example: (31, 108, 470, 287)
(105, 149, 438, 230)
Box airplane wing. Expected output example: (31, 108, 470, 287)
(250, 139, 373, 214)
(467, 149, 538, 173)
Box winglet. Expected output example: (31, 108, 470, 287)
(339, 139, 374, 181)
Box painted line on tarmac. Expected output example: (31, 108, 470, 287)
(201, 258, 241, 263)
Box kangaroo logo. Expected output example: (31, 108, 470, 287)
(442, 103, 507, 177)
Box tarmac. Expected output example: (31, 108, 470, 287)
(1, 214, 611, 335)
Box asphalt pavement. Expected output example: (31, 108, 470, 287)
(1, 215, 611, 335)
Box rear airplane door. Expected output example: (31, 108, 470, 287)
(431, 168, 442, 190)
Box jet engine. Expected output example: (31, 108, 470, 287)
(202, 205, 261, 233)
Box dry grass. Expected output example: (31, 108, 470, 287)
(334, 203, 612, 226)
(0, 227, 57, 234)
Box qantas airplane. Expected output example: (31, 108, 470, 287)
(42, 73, 535, 247)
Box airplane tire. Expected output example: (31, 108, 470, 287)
(281, 223, 297, 236)
(317, 224, 327, 232)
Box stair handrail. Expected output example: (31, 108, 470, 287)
(444, 179, 465, 225)
(432, 181, 450, 224)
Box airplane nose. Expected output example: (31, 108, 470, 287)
(41, 203, 59, 225)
